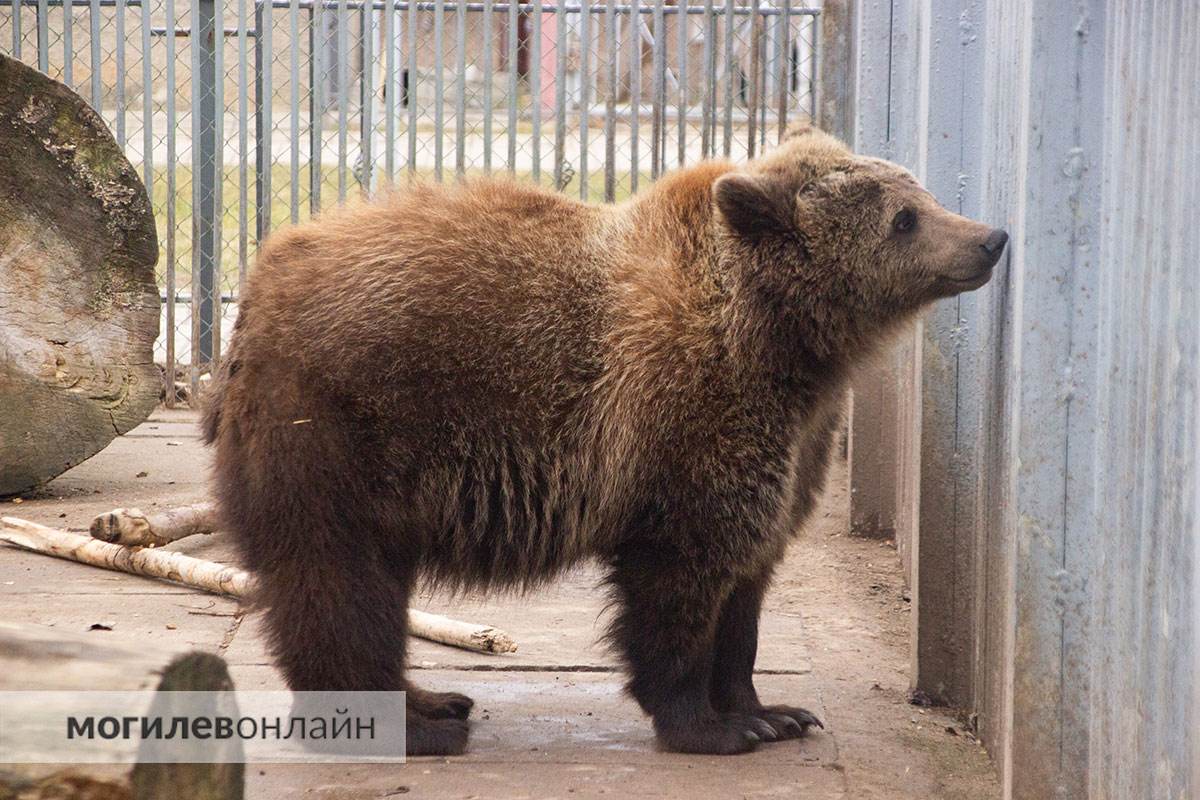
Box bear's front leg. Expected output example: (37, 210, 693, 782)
(607, 545, 778, 755)
(709, 575, 823, 740)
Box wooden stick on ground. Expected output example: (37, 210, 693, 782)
(2, 516, 249, 596)
(0, 517, 517, 654)
(406, 610, 517, 655)
(89, 502, 218, 547)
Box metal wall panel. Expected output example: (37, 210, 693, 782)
(851, 1, 1199, 798)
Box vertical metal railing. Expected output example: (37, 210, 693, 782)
(191, 0, 218, 387)
(1, 0, 821, 406)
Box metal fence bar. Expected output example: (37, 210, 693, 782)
(192, 0, 219, 383)
(454, 0, 465, 178)
(211, 0, 224, 370)
(360, 0, 373, 192)
(254, 0, 273, 240)
(238, 0, 249, 296)
(62, 0, 71, 84)
(384, 0, 396, 180)
(289, 0, 300, 220)
(113, 0, 124, 145)
(649, 0, 662, 178)
(36, 0, 47, 72)
(433, 0, 444, 181)
(552, 2, 565, 188)
(808, 8, 817, 121)
(745, 0, 758, 157)
(627, 0, 638, 192)
(310, 0, 323, 209)
(335, 0, 348, 197)
(603, 0, 615, 201)
(505, 0, 516, 172)
(757, 10, 766, 151)
(530, 0, 541, 181)
(700, 0, 712, 157)
(138, 0, 150, 196)
(406, 0, 416, 174)
(676, 0, 686, 167)
(481, 0, 492, 173)
(88, 0, 100, 105)
(720, 0, 731, 156)
(775, 0, 787, 140)
(189, 0, 201, 393)
(577, 0, 589, 199)
(163, 0, 176, 405)
(11, 0, 20, 58)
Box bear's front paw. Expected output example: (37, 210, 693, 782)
(756, 704, 823, 740)
(655, 713, 773, 755)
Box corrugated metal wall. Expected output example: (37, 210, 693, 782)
(848, 2, 1200, 798)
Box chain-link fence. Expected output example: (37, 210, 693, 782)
(1, 0, 819, 406)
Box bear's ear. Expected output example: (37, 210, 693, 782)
(713, 174, 792, 239)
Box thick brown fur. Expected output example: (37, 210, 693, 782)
(202, 127, 1005, 756)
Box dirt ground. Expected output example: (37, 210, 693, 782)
(1, 408, 1000, 799)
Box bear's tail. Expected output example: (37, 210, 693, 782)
(200, 363, 226, 446)
(201, 311, 245, 446)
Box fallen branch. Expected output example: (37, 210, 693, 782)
(2, 516, 248, 596)
(89, 502, 217, 547)
(406, 610, 517, 654)
(0, 517, 517, 655)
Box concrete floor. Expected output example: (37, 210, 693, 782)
(1, 408, 1000, 799)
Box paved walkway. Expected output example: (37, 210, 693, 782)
(1, 409, 999, 799)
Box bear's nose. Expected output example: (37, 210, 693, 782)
(980, 229, 1009, 260)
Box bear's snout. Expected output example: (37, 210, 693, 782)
(979, 229, 1009, 264)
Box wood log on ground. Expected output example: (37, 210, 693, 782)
(130, 653, 245, 800)
(0, 54, 160, 497)
(0, 624, 243, 799)
(1, 517, 248, 596)
(90, 503, 218, 547)
(406, 610, 518, 654)
(1, 517, 518, 654)
(0, 620, 176, 692)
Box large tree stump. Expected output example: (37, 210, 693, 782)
(0, 624, 244, 800)
(0, 54, 159, 496)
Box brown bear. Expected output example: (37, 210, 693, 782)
(202, 127, 1006, 756)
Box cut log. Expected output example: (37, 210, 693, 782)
(130, 653, 245, 800)
(0, 54, 160, 497)
(0, 620, 180, 692)
(0, 624, 243, 799)
(90, 503, 218, 547)
(2, 517, 518, 654)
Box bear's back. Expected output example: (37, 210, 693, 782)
(228, 180, 618, 456)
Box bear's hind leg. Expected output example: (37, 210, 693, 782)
(607, 547, 778, 755)
(709, 575, 822, 740)
(255, 555, 470, 756)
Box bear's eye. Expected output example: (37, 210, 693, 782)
(892, 209, 917, 234)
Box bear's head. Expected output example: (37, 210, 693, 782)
(713, 127, 1006, 349)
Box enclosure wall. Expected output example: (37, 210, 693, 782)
(849, 1, 1199, 798)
